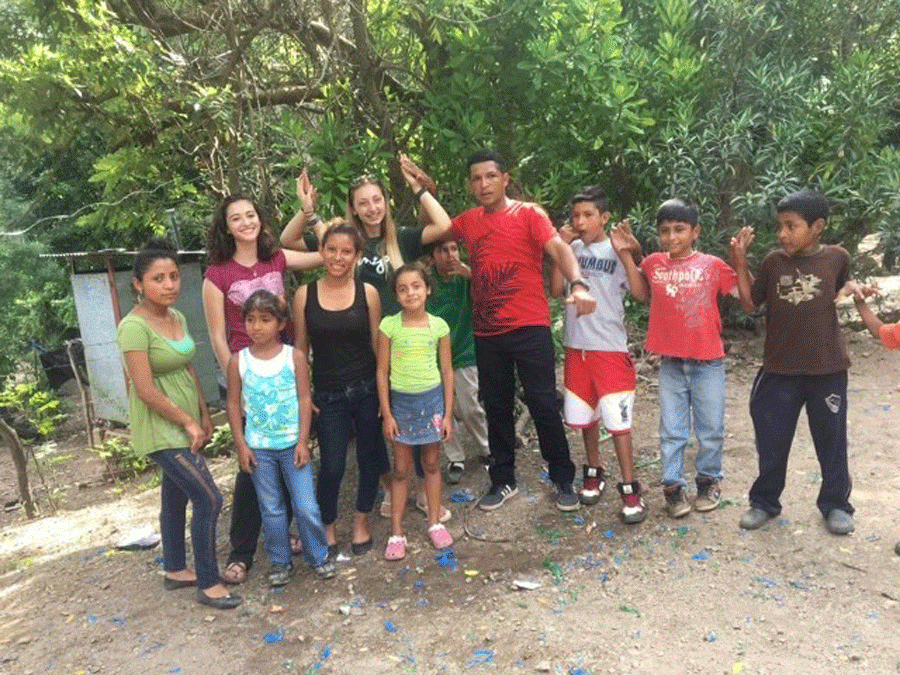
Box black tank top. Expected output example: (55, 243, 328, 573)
(305, 278, 377, 390)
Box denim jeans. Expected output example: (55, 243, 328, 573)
(314, 377, 391, 525)
(748, 369, 851, 517)
(474, 326, 574, 488)
(658, 356, 726, 487)
(250, 447, 328, 568)
(150, 448, 224, 590)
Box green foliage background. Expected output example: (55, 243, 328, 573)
(2, 0, 900, 379)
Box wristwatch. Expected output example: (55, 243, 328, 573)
(570, 278, 589, 292)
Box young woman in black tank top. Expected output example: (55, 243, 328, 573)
(294, 223, 390, 556)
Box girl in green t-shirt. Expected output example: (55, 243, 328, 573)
(376, 263, 454, 561)
(117, 239, 239, 610)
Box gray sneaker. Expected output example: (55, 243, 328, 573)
(268, 562, 293, 587)
(694, 477, 721, 512)
(555, 482, 580, 512)
(314, 561, 337, 579)
(825, 509, 854, 535)
(738, 507, 773, 530)
(663, 484, 691, 518)
(478, 483, 518, 511)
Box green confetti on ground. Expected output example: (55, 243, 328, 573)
(543, 558, 564, 584)
(619, 604, 641, 617)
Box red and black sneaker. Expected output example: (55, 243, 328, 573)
(617, 481, 647, 524)
(578, 465, 606, 505)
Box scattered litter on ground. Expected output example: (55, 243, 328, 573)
(450, 489, 475, 503)
(264, 629, 284, 644)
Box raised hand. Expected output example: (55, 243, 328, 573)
(729, 226, 755, 261)
(399, 153, 437, 196)
(610, 219, 639, 254)
(558, 222, 577, 244)
(296, 168, 318, 214)
(836, 279, 878, 304)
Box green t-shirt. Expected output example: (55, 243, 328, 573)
(379, 312, 449, 393)
(428, 270, 476, 370)
(116, 310, 200, 456)
(359, 227, 425, 316)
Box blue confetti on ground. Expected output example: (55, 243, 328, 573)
(468, 649, 494, 667)
(154, 555, 165, 564)
(384, 620, 398, 633)
(704, 632, 717, 642)
(602, 529, 615, 539)
(109, 617, 126, 627)
(167, 668, 181, 674)
(755, 576, 778, 588)
(434, 548, 458, 570)
(450, 490, 475, 503)
(87, 614, 98, 624)
(573, 516, 585, 525)
(691, 551, 709, 561)
(264, 629, 285, 644)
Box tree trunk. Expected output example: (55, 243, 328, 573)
(0, 417, 36, 518)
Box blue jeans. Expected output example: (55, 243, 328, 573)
(150, 448, 224, 590)
(314, 378, 391, 525)
(658, 357, 726, 487)
(250, 447, 329, 568)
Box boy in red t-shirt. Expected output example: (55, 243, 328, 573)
(845, 282, 899, 553)
(614, 199, 738, 518)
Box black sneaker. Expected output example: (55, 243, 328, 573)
(555, 482, 580, 512)
(478, 483, 518, 511)
(446, 461, 465, 484)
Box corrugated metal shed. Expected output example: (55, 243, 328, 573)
(44, 250, 218, 424)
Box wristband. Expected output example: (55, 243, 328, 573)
(414, 187, 428, 201)
(569, 279, 590, 292)
(306, 213, 320, 226)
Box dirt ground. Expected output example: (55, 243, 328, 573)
(1, 324, 899, 675)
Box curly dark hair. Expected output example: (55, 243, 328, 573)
(207, 194, 280, 264)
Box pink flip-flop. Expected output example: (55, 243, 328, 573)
(428, 524, 453, 549)
(384, 535, 407, 561)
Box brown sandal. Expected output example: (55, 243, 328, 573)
(221, 561, 248, 584)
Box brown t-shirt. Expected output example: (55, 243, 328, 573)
(751, 245, 851, 375)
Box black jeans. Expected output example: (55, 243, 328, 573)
(475, 326, 574, 488)
(748, 369, 853, 517)
(151, 448, 223, 590)
(313, 377, 391, 525)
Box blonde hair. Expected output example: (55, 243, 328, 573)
(347, 175, 404, 275)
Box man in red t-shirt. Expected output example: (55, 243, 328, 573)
(451, 149, 596, 512)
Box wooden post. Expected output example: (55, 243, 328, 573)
(0, 417, 36, 518)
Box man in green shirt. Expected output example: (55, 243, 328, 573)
(426, 240, 489, 483)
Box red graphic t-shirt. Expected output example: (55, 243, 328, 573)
(640, 251, 737, 360)
(204, 250, 293, 352)
(452, 201, 557, 336)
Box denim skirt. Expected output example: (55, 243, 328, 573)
(390, 384, 444, 445)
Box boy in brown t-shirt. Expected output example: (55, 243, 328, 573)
(730, 189, 855, 535)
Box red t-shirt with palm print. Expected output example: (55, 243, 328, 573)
(451, 200, 557, 337)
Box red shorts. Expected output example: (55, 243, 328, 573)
(563, 349, 636, 432)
